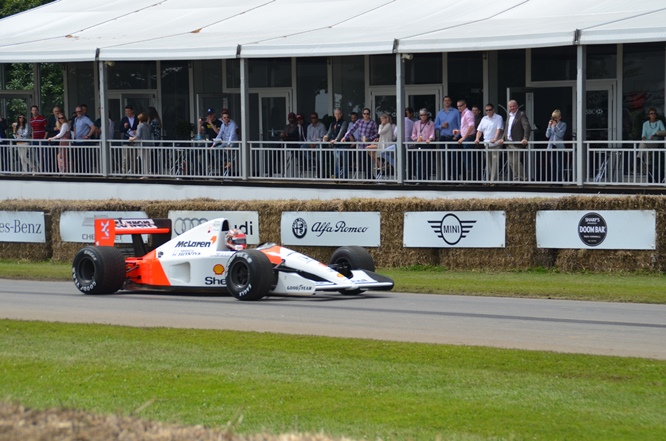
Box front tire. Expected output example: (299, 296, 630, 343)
(72, 246, 126, 295)
(329, 246, 375, 295)
(226, 250, 273, 301)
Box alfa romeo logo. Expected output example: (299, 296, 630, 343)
(292, 218, 307, 239)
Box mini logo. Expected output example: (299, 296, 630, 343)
(213, 264, 225, 275)
(428, 213, 477, 245)
(292, 218, 307, 239)
(578, 212, 607, 246)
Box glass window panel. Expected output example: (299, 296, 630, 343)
(622, 43, 665, 140)
(531, 46, 576, 82)
(448, 52, 483, 108)
(67, 62, 95, 113)
(107, 61, 157, 90)
(161, 61, 190, 139)
(39, 63, 65, 112)
(370, 54, 395, 86)
(587, 45, 616, 80)
(0, 63, 33, 90)
(332, 56, 364, 116)
(296, 57, 328, 117)
(249, 58, 291, 88)
(406, 53, 442, 85)
(193, 60, 222, 94)
(226, 59, 240, 89)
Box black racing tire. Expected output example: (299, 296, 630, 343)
(329, 246, 375, 295)
(226, 250, 273, 301)
(72, 246, 126, 295)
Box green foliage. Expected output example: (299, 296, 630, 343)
(0, 0, 53, 19)
(1, 320, 665, 440)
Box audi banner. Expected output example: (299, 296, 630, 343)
(167, 211, 259, 244)
(403, 211, 506, 248)
(536, 210, 656, 249)
(281, 212, 380, 247)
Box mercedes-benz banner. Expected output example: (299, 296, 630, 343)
(167, 211, 259, 244)
(0, 211, 46, 243)
(403, 211, 506, 248)
(281, 212, 381, 247)
(536, 210, 656, 249)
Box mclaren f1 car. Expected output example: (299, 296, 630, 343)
(71, 217, 394, 301)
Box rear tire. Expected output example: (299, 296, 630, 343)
(226, 250, 273, 301)
(329, 246, 375, 295)
(72, 246, 126, 295)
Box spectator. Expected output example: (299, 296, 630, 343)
(342, 107, 378, 178)
(48, 112, 72, 173)
(323, 108, 348, 179)
(211, 110, 239, 176)
(641, 107, 666, 183)
(499, 99, 531, 181)
(29, 105, 48, 172)
(45, 106, 61, 171)
(94, 107, 115, 140)
(129, 113, 151, 178)
(72, 105, 100, 174)
(347, 112, 359, 141)
(545, 109, 567, 182)
(381, 107, 415, 170)
(410, 108, 435, 181)
(366, 113, 395, 178)
(434, 96, 460, 179)
(472, 105, 483, 134)
(474, 104, 504, 182)
(200, 108, 221, 140)
(13, 114, 34, 173)
(120, 105, 138, 140)
(454, 100, 478, 180)
(300, 112, 326, 177)
(148, 106, 162, 174)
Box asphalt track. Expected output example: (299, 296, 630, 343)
(1, 279, 665, 360)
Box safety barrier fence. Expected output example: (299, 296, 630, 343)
(1, 138, 664, 186)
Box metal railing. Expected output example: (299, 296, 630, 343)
(1, 138, 664, 186)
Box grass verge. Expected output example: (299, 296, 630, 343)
(1, 319, 665, 440)
(1, 260, 665, 303)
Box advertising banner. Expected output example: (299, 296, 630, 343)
(403, 211, 506, 248)
(60, 211, 148, 243)
(0, 211, 46, 243)
(167, 211, 259, 243)
(281, 212, 381, 246)
(536, 210, 656, 249)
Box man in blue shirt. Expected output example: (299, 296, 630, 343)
(211, 110, 239, 176)
(434, 96, 461, 180)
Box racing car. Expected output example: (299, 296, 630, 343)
(71, 217, 394, 301)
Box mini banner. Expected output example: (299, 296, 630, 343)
(167, 211, 260, 243)
(0, 211, 46, 243)
(536, 210, 656, 250)
(60, 211, 148, 243)
(403, 211, 506, 248)
(281, 212, 381, 247)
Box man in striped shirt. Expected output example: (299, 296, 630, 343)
(30, 105, 48, 172)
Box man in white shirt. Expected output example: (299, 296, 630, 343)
(475, 104, 504, 182)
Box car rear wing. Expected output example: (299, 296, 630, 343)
(94, 218, 172, 256)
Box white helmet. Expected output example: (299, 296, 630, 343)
(225, 229, 247, 251)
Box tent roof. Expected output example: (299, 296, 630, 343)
(0, 0, 664, 63)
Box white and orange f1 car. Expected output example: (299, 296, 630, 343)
(71, 217, 394, 301)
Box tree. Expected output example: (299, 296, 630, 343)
(0, 0, 53, 19)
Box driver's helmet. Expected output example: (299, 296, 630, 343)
(225, 229, 247, 251)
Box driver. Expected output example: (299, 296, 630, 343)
(225, 229, 247, 251)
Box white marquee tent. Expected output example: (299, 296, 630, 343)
(0, 0, 664, 63)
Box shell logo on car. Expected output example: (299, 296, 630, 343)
(213, 264, 225, 275)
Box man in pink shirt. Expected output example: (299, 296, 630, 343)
(410, 108, 435, 181)
(455, 100, 478, 181)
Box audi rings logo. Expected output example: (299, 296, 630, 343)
(292, 218, 307, 239)
(174, 217, 208, 235)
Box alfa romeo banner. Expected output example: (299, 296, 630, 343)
(281, 212, 380, 247)
(536, 210, 656, 249)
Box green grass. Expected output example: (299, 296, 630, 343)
(2, 259, 666, 303)
(1, 319, 665, 440)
